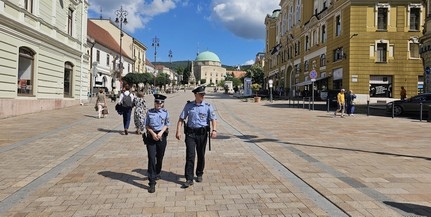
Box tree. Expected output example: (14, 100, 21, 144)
(244, 65, 264, 87)
(122, 72, 154, 91)
(181, 61, 192, 85)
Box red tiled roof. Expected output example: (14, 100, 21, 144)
(87, 20, 130, 59)
(227, 70, 247, 78)
(145, 58, 154, 67)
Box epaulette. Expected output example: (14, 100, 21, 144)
(205, 102, 210, 106)
(161, 108, 167, 112)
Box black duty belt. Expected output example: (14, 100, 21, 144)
(185, 127, 207, 135)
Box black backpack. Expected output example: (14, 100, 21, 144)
(122, 94, 133, 108)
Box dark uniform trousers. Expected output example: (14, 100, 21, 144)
(184, 128, 208, 181)
(145, 132, 167, 185)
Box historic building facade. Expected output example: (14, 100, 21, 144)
(420, 0, 431, 93)
(87, 19, 132, 95)
(266, 0, 425, 102)
(193, 51, 227, 86)
(0, 0, 90, 118)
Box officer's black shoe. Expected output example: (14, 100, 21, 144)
(148, 185, 155, 193)
(181, 180, 193, 188)
(196, 176, 203, 182)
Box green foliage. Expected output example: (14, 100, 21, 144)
(244, 65, 264, 86)
(122, 72, 154, 87)
(200, 79, 206, 84)
(155, 73, 170, 88)
(251, 83, 262, 96)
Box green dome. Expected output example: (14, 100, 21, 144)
(196, 51, 220, 62)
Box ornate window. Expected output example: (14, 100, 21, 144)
(408, 4, 421, 31)
(64, 62, 74, 97)
(18, 47, 35, 96)
(68, 8, 74, 36)
(335, 14, 341, 36)
(320, 54, 326, 67)
(321, 24, 326, 43)
(24, 0, 33, 13)
(333, 47, 343, 62)
(376, 43, 387, 62)
(376, 3, 390, 31)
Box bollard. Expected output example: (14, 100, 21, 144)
(308, 97, 311, 110)
(327, 98, 330, 112)
(420, 102, 423, 121)
(392, 101, 395, 119)
(367, 100, 370, 116)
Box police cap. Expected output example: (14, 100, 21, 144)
(192, 86, 206, 94)
(153, 94, 167, 103)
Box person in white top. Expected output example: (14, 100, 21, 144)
(118, 84, 135, 135)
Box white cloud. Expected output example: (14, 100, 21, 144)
(88, 0, 279, 42)
(210, 0, 280, 40)
(244, 59, 255, 65)
(88, 0, 177, 33)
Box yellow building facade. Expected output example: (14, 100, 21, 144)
(420, 0, 431, 93)
(266, 0, 425, 103)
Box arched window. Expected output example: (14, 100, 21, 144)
(64, 62, 74, 97)
(18, 47, 35, 95)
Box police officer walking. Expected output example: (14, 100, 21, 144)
(175, 86, 217, 188)
(144, 94, 170, 193)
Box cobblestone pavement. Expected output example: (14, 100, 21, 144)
(0, 91, 430, 217)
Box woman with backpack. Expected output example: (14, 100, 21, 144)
(118, 84, 135, 135)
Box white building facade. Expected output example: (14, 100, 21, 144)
(0, 0, 90, 118)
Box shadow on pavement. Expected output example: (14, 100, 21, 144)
(384, 201, 431, 216)
(234, 134, 431, 161)
(98, 171, 148, 189)
(97, 128, 124, 134)
(132, 169, 183, 185)
(285, 142, 431, 161)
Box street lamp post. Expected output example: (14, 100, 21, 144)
(115, 6, 127, 87)
(269, 79, 273, 103)
(168, 49, 173, 63)
(152, 36, 159, 86)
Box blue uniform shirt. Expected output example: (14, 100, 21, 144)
(145, 108, 170, 131)
(179, 100, 217, 128)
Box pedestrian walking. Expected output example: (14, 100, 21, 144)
(346, 90, 356, 116)
(133, 91, 147, 135)
(175, 86, 217, 188)
(400, 86, 407, 100)
(143, 94, 170, 193)
(334, 89, 346, 117)
(95, 88, 107, 119)
(118, 84, 134, 135)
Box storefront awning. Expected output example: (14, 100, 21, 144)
(295, 76, 331, 87)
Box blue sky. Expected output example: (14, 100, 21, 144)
(88, 0, 280, 66)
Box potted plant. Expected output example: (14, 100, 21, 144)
(251, 83, 262, 102)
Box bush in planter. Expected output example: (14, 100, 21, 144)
(251, 83, 262, 97)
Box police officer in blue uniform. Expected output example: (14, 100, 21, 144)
(175, 86, 217, 188)
(144, 94, 170, 193)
